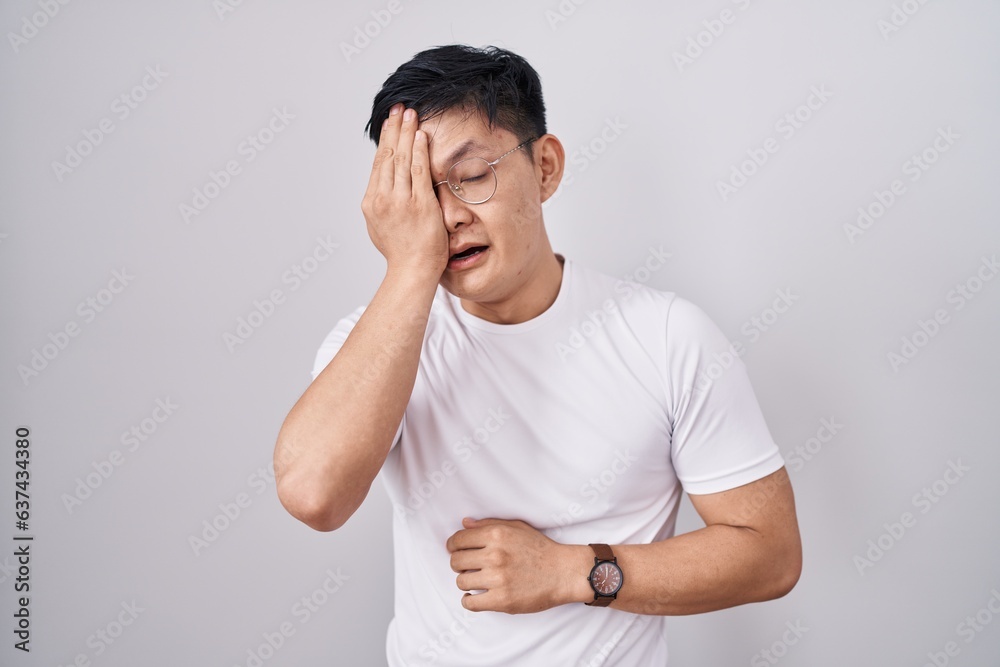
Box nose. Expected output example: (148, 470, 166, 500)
(436, 185, 473, 233)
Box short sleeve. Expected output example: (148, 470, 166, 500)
(311, 305, 404, 450)
(665, 296, 784, 495)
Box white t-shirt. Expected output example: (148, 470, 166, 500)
(311, 254, 784, 667)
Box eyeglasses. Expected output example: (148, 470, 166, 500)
(432, 137, 537, 204)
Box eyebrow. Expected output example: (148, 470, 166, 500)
(433, 139, 490, 172)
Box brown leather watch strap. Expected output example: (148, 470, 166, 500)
(589, 543, 615, 562)
(588, 594, 615, 607)
(586, 543, 619, 607)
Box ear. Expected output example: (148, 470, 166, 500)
(532, 134, 565, 203)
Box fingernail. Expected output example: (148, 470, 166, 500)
(403, 108, 415, 121)
(390, 104, 402, 116)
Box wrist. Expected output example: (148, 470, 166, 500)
(555, 544, 597, 606)
(385, 260, 444, 286)
(381, 264, 443, 306)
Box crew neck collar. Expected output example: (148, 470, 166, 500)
(446, 254, 570, 334)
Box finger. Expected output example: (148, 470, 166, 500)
(364, 120, 390, 198)
(445, 529, 461, 553)
(464, 517, 510, 528)
(376, 103, 405, 192)
(446, 528, 490, 553)
(449, 549, 483, 573)
(411, 129, 436, 198)
(461, 591, 493, 613)
(455, 571, 487, 592)
(393, 107, 418, 191)
(365, 110, 398, 198)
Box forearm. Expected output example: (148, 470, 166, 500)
(559, 525, 800, 615)
(274, 266, 438, 530)
(448, 470, 800, 615)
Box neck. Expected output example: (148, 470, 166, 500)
(460, 252, 564, 325)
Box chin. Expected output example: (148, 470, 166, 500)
(443, 274, 484, 299)
(453, 268, 509, 302)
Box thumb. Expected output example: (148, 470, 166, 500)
(464, 516, 504, 528)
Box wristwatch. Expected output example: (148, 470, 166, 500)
(586, 543, 623, 607)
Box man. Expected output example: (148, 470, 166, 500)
(274, 44, 801, 666)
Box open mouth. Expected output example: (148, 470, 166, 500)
(450, 246, 489, 261)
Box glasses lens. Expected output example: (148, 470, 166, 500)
(447, 158, 497, 204)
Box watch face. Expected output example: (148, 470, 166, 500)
(590, 561, 623, 596)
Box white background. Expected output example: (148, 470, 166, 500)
(2, 1, 999, 665)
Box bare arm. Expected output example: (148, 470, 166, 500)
(446, 467, 802, 614)
(274, 269, 436, 531)
(582, 466, 802, 614)
(275, 105, 449, 531)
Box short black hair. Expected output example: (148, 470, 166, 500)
(364, 44, 547, 154)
